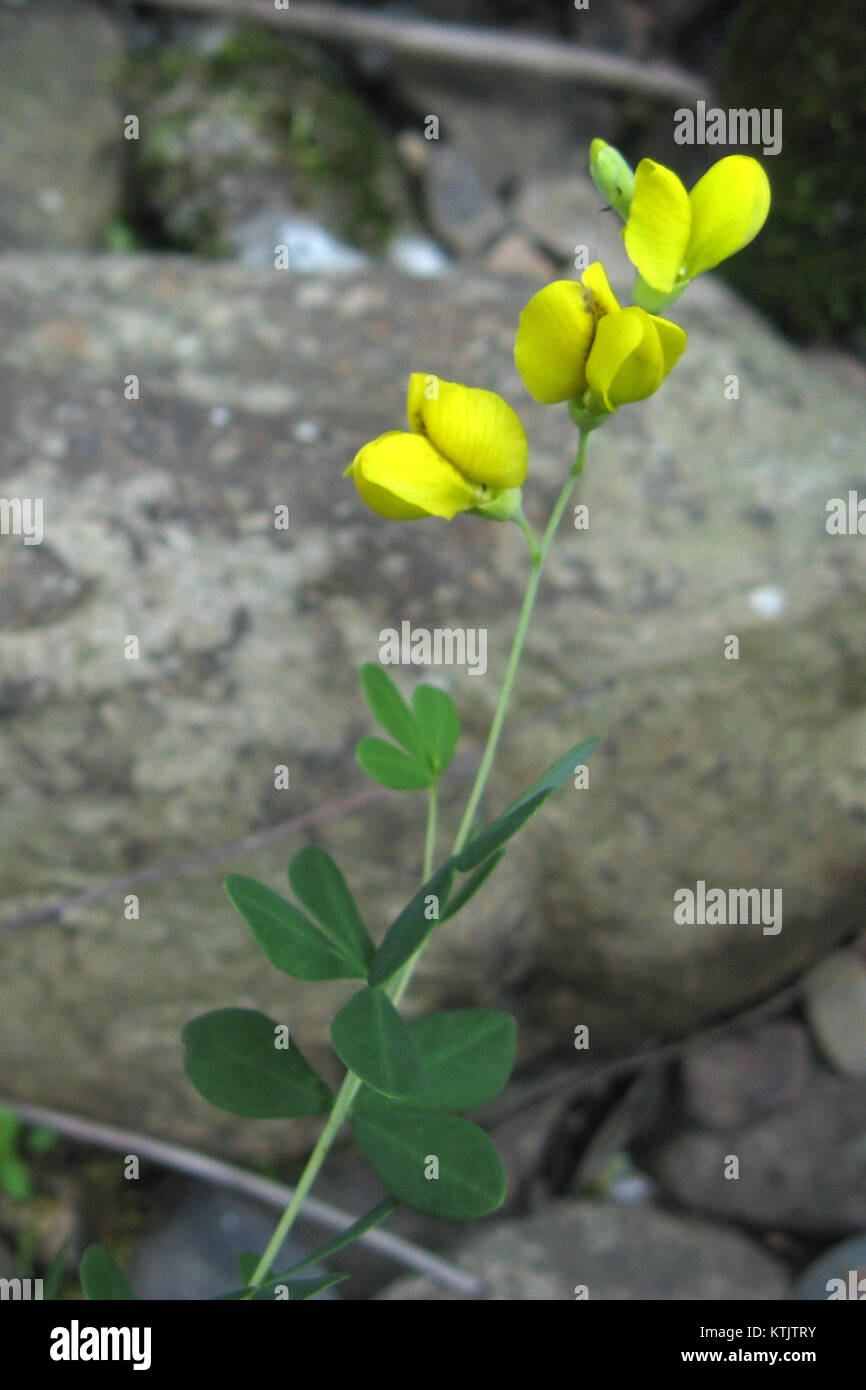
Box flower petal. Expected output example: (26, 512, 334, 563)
(581, 261, 620, 318)
(407, 376, 528, 488)
(347, 431, 478, 520)
(585, 307, 664, 411)
(623, 159, 692, 295)
(685, 155, 771, 279)
(649, 314, 688, 381)
(514, 280, 597, 404)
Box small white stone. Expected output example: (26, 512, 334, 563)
(175, 334, 200, 358)
(748, 584, 786, 619)
(292, 420, 321, 444)
(37, 187, 64, 214)
(387, 234, 450, 278)
(209, 405, 231, 428)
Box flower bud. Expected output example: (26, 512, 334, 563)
(589, 138, 635, 221)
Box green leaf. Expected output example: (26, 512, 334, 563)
(441, 849, 505, 922)
(360, 663, 427, 762)
(225, 874, 366, 980)
(43, 1238, 71, 1301)
(0, 1155, 31, 1201)
(456, 736, 600, 872)
(413, 684, 460, 773)
(352, 1099, 507, 1220)
(237, 1252, 273, 1287)
(280, 1198, 397, 1278)
(221, 1272, 349, 1301)
(367, 861, 455, 987)
(80, 1245, 136, 1301)
(356, 736, 433, 791)
(0, 1107, 19, 1154)
(288, 846, 374, 969)
(25, 1124, 56, 1155)
(404, 1009, 517, 1110)
(183, 1008, 332, 1118)
(331, 987, 426, 1098)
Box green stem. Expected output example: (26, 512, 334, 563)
(452, 433, 588, 855)
(248, 769, 442, 1288)
(249, 431, 590, 1287)
(247, 1069, 364, 1290)
(423, 782, 438, 881)
(515, 509, 542, 565)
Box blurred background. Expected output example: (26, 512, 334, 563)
(0, 0, 865, 1301)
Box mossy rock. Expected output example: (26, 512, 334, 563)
(720, 0, 865, 348)
(127, 27, 408, 256)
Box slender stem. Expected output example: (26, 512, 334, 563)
(423, 782, 438, 880)
(248, 1069, 364, 1289)
(515, 509, 542, 564)
(452, 433, 588, 855)
(249, 432, 590, 1288)
(249, 757, 442, 1287)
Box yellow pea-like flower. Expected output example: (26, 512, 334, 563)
(584, 307, 687, 413)
(513, 262, 620, 405)
(407, 373, 528, 490)
(624, 154, 770, 305)
(344, 376, 528, 521)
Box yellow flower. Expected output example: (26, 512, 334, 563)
(513, 263, 619, 404)
(624, 154, 770, 304)
(584, 306, 686, 413)
(345, 375, 527, 521)
(514, 262, 685, 414)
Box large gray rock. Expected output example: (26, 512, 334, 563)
(0, 252, 864, 1160)
(0, 1, 124, 250)
(378, 1200, 788, 1300)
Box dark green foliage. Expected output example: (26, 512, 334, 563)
(721, 0, 866, 346)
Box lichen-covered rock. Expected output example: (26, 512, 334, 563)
(0, 253, 864, 1160)
(127, 27, 412, 260)
(0, 0, 124, 250)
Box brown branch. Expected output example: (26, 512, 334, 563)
(140, 0, 710, 102)
(0, 1096, 483, 1296)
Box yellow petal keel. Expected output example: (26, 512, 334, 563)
(346, 431, 480, 520)
(585, 307, 686, 412)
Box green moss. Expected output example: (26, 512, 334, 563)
(720, 0, 866, 348)
(127, 26, 401, 255)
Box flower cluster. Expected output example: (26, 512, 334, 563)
(345, 140, 770, 522)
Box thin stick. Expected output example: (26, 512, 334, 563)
(141, 0, 709, 102)
(0, 1096, 482, 1297)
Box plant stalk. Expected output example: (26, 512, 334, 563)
(249, 432, 589, 1286)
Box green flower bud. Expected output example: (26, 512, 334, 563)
(589, 138, 635, 221)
